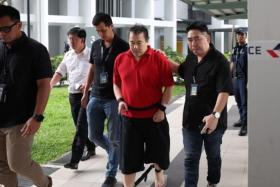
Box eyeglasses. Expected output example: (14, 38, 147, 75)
(0, 22, 18, 33)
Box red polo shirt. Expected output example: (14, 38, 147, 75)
(114, 46, 174, 118)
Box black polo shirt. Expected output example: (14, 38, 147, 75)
(89, 35, 129, 99)
(0, 32, 52, 128)
(178, 44, 233, 131)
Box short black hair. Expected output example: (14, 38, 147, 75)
(92, 12, 113, 26)
(0, 5, 20, 21)
(67, 27, 86, 41)
(129, 24, 149, 41)
(186, 21, 209, 35)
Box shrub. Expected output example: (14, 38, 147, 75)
(50, 55, 67, 86)
(164, 47, 184, 84)
(224, 51, 232, 61)
(51, 55, 64, 72)
(164, 47, 185, 64)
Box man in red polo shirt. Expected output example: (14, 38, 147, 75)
(113, 24, 174, 187)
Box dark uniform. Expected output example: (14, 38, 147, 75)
(231, 43, 248, 130)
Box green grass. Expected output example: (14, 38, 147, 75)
(172, 84, 185, 97)
(32, 87, 74, 164)
(32, 85, 185, 164)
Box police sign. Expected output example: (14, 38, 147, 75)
(249, 41, 280, 62)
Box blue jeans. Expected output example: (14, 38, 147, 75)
(87, 96, 120, 177)
(182, 128, 225, 187)
(233, 78, 247, 125)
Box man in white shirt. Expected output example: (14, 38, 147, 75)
(50, 27, 96, 169)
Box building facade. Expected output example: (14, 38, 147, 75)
(3, 0, 247, 56)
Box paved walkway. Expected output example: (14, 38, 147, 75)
(21, 96, 247, 187)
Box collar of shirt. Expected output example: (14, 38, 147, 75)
(4, 31, 27, 50)
(67, 46, 88, 57)
(100, 34, 119, 48)
(127, 45, 153, 58)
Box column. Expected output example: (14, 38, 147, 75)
(248, 0, 280, 186)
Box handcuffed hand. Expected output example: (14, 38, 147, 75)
(118, 101, 128, 114)
(153, 110, 165, 123)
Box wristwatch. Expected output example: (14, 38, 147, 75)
(157, 103, 166, 112)
(117, 97, 124, 103)
(212, 111, 221, 119)
(33, 114, 45, 122)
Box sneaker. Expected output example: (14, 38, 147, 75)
(81, 150, 96, 161)
(239, 125, 247, 136)
(233, 120, 243, 127)
(47, 176, 52, 187)
(101, 176, 117, 187)
(64, 162, 78, 170)
(207, 183, 217, 187)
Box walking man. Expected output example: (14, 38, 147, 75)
(82, 13, 129, 187)
(0, 5, 53, 187)
(113, 24, 173, 187)
(50, 27, 96, 170)
(170, 22, 232, 187)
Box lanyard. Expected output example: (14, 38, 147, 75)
(100, 41, 113, 63)
(192, 65, 198, 84)
(0, 44, 9, 83)
(100, 41, 113, 73)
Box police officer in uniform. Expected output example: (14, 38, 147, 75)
(231, 28, 248, 136)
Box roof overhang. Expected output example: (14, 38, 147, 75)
(181, 0, 247, 20)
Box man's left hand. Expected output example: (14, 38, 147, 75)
(21, 117, 41, 137)
(153, 110, 165, 123)
(201, 114, 218, 134)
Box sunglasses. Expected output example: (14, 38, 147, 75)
(0, 22, 18, 33)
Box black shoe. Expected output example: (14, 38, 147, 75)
(101, 176, 117, 187)
(64, 162, 78, 170)
(47, 176, 52, 187)
(239, 125, 247, 136)
(233, 120, 243, 127)
(80, 150, 96, 161)
(207, 183, 217, 187)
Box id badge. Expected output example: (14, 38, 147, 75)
(190, 84, 198, 96)
(100, 72, 108, 84)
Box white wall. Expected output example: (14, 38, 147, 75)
(229, 19, 248, 28)
(248, 0, 280, 186)
(48, 25, 60, 55)
(177, 0, 188, 20)
(135, 0, 150, 18)
(10, 0, 176, 55)
(154, 0, 164, 19)
(120, 0, 132, 17)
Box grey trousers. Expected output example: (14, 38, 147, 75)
(0, 124, 49, 187)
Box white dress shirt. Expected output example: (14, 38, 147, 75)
(56, 46, 90, 94)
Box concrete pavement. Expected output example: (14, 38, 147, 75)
(18, 95, 247, 187)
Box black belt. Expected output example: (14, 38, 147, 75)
(127, 102, 161, 111)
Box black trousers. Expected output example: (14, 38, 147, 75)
(69, 93, 95, 163)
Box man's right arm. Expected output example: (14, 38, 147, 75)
(81, 64, 95, 108)
(50, 72, 62, 88)
(113, 83, 128, 114)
